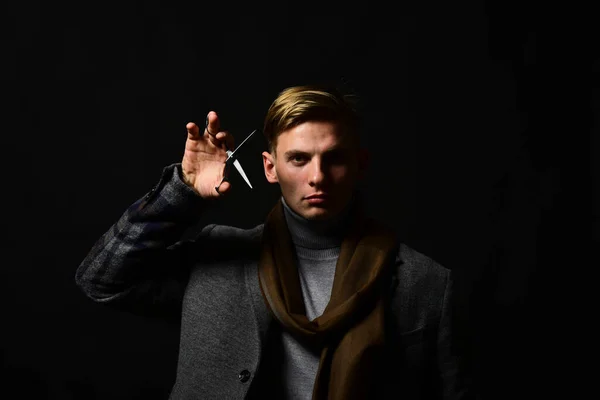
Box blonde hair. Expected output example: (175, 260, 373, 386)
(263, 84, 360, 153)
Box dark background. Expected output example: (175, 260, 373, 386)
(3, 0, 597, 399)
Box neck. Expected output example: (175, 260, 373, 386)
(281, 195, 356, 250)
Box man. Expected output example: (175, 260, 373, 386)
(76, 85, 472, 399)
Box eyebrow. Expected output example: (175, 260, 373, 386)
(284, 150, 310, 159)
(283, 146, 347, 159)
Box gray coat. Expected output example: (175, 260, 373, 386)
(75, 164, 472, 400)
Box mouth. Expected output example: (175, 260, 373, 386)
(304, 193, 328, 200)
(304, 193, 330, 205)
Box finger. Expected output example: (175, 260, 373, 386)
(186, 122, 201, 139)
(204, 111, 221, 138)
(215, 131, 235, 150)
(207, 129, 228, 148)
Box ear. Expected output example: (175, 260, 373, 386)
(262, 151, 279, 183)
(357, 148, 370, 180)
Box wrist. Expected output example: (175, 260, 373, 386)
(180, 166, 194, 187)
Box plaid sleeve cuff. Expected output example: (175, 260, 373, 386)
(131, 163, 207, 220)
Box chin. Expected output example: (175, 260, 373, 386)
(302, 207, 339, 221)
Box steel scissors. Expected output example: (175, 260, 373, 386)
(206, 119, 257, 195)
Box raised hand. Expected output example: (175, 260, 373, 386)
(181, 111, 235, 199)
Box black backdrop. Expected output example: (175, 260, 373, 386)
(3, 1, 597, 399)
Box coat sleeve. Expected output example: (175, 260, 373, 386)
(74, 163, 214, 319)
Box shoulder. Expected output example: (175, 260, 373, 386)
(364, 212, 449, 283)
(394, 243, 451, 290)
(191, 223, 265, 262)
(200, 223, 264, 241)
(364, 212, 451, 288)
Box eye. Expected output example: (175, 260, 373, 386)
(289, 154, 307, 164)
(325, 151, 347, 165)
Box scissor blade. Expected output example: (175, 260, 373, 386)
(228, 129, 257, 159)
(233, 159, 252, 189)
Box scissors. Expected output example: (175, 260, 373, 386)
(206, 119, 257, 195)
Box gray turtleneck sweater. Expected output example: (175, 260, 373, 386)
(279, 197, 353, 400)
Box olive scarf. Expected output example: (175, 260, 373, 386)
(257, 198, 398, 399)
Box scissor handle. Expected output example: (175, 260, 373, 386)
(214, 163, 231, 195)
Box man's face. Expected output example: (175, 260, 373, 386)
(262, 121, 368, 221)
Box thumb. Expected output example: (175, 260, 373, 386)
(215, 180, 232, 196)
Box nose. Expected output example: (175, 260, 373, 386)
(308, 159, 326, 187)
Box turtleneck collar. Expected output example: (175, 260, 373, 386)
(281, 195, 356, 250)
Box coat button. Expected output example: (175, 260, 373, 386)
(238, 370, 251, 383)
